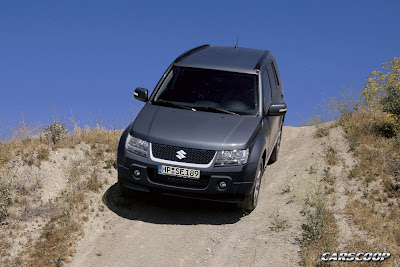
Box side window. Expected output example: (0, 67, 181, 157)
(271, 62, 280, 87)
(262, 69, 272, 108)
(267, 63, 278, 98)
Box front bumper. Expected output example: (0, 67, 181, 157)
(117, 150, 256, 203)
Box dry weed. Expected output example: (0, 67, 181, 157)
(339, 108, 400, 265)
(324, 146, 340, 166)
(300, 179, 339, 266)
(0, 118, 121, 266)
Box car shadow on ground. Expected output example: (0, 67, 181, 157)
(102, 183, 245, 225)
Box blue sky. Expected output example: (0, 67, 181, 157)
(1, 0, 399, 135)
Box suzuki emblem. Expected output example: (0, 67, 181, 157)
(176, 150, 187, 160)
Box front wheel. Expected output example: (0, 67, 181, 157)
(238, 162, 263, 211)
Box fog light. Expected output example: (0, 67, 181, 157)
(133, 169, 141, 178)
(218, 181, 227, 189)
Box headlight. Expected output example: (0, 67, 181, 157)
(215, 149, 249, 166)
(125, 135, 149, 157)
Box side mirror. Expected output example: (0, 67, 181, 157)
(268, 103, 287, 116)
(134, 87, 148, 102)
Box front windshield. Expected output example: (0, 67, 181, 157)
(153, 67, 259, 115)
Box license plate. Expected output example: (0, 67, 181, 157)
(158, 165, 200, 179)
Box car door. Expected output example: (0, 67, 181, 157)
(266, 61, 281, 148)
(261, 67, 275, 155)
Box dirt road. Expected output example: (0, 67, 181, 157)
(69, 126, 328, 267)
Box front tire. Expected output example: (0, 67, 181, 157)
(238, 162, 263, 211)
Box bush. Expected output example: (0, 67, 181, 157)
(340, 108, 398, 142)
(362, 57, 400, 120)
(43, 120, 68, 144)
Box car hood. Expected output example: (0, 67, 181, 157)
(130, 103, 262, 150)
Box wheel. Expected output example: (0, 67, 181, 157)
(238, 162, 263, 211)
(269, 127, 282, 163)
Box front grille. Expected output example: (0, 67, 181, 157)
(152, 143, 215, 164)
(148, 168, 210, 189)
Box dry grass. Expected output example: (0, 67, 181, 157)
(270, 212, 289, 232)
(0, 121, 121, 165)
(302, 210, 338, 266)
(300, 178, 339, 266)
(37, 148, 50, 162)
(301, 107, 400, 265)
(300, 129, 343, 266)
(324, 145, 340, 166)
(21, 146, 50, 168)
(314, 124, 334, 138)
(0, 232, 12, 262)
(85, 170, 103, 192)
(0, 119, 122, 266)
(0, 158, 12, 223)
(26, 211, 82, 267)
(338, 108, 400, 265)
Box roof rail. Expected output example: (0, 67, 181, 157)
(254, 50, 270, 70)
(174, 44, 210, 63)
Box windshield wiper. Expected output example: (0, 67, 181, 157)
(153, 100, 194, 111)
(195, 106, 238, 115)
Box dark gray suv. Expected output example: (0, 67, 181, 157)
(117, 45, 287, 211)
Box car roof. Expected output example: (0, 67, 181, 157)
(174, 46, 270, 74)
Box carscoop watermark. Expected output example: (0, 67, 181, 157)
(321, 252, 390, 262)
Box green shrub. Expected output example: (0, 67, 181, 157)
(43, 120, 68, 144)
(362, 57, 400, 120)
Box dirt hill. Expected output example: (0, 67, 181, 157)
(1, 124, 368, 266)
(66, 125, 353, 267)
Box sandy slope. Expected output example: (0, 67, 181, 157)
(68, 125, 333, 267)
